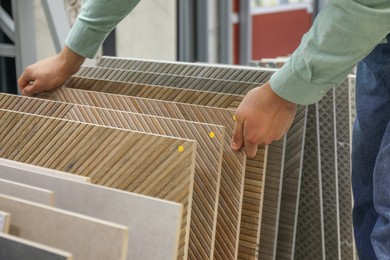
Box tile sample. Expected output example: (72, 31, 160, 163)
(275, 105, 307, 260)
(0, 178, 54, 205)
(64, 76, 244, 109)
(63, 75, 280, 260)
(0, 109, 196, 260)
(75, 66, 260, 95)
(0, 158, 182, 260)
(0, 210, 10, 233)
(0, 233, 72, 260)
(97, 56, 275, 83)
(0, 194, 128, 260)
(0, 93, 224, 260)
(294, 103, 325, 260)
(0, 155, 89, 184)
(40, 87, 250, 260)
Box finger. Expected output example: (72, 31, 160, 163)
(242, 121, 259, 158)
(22, 80, 43, 96)
(231, 116, 244, 151)
(18, 70, 33, 91)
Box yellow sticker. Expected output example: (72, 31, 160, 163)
(209, 132, 215, 138)
(178, 146, 184, 152)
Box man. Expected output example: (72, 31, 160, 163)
(18, 0, 390, 258)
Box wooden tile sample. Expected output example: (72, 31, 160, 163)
(75, 66, 260, 95)
(65, 76, 244, 109)
(0, 210, 10, 233)
(0, 93, 224, 260)
(0, 194, 128, 260)
(62, 76, 271, 260)
(0, 109, 196, 260)
(275, 105, 307, 260)
(0, 178, 54, 205)
(0, 158, 182, 260)
(0, 233, 73, 260)
(40, 87, 250, 260)
(255, 138, 285, 260)
(65, 106, 223, 260)
(97, 56, 275, 83)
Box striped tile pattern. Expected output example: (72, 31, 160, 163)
(0, 108, 196, 260)
(39, 87, 250, 260)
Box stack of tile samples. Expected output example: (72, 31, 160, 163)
(0, 57, 308, 260)
(251, 60, 357, 260)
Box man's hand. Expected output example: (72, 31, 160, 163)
(231, 81, 297, 158)
(18, 46, 85, 96)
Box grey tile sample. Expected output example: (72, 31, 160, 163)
(0, 233, 72, 260)
(294, 103, 325, 260)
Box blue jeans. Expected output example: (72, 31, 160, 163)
(353, 36, 390, 259)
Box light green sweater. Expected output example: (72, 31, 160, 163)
(65, 0, 390, 105)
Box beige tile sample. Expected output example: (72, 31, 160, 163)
(0, 158, 182, 260)
(0, 210, 10, 233)
(0, 194, 128, 260)
(0, 158, 90, 183)
(0, 178, 54, 205)
(39, 87, 250, 260)
(0, 93, 224, 260)
(0, 109, 196, 260)
(0, 233, 73, 260)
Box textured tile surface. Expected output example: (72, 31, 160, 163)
(0, 158, 182, 260)
(39, 87, 249, 260)
(0, 109, 196, 260)
(0, 92, 224, 260)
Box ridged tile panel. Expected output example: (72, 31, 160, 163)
(0, 92, 224, 260)
(0, 108, 196, 260)
(39, 87, 250, 260)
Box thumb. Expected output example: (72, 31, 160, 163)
(231, 116, 244, 151)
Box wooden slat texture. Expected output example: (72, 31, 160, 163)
(65, 76, 243, 109)
(63, 75, 276, 260)
(0, 194, 128, 260)
(75, 66, 261, 95)
(0, 158, 183, 260)
(0, 109, 196, 260)
(275, 105, 307, 260)
(0, 93, 224, 260)
(0, 233, 73, 260)
(98, 56, 275, 84)
(38, 87, 250, 260)
(0, 178, 54, 205)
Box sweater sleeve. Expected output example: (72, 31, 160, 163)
(65, 0, 141, 58)
(270, 0, 390, 105)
